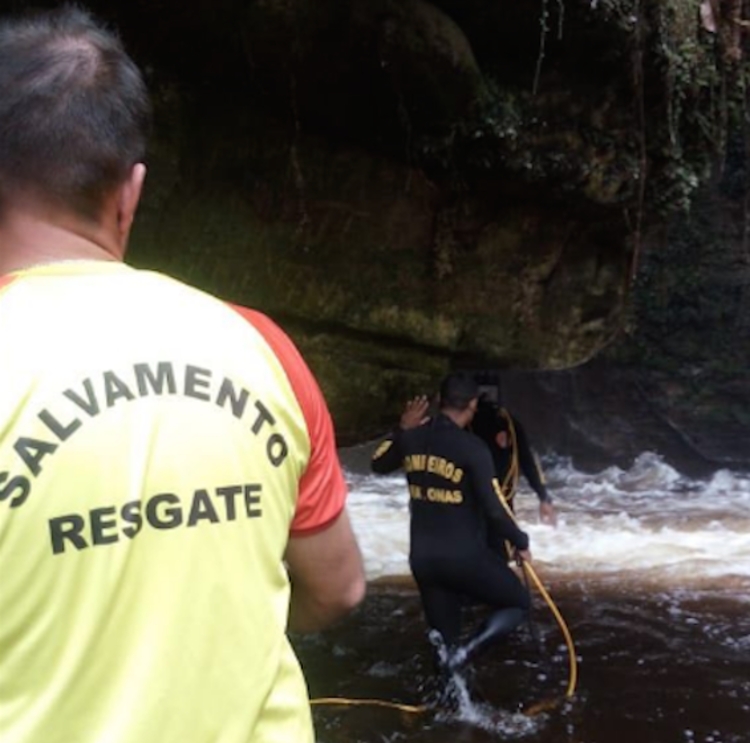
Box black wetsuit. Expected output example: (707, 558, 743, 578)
(371, 413, 530, 649)
(471, 403, 551, 507)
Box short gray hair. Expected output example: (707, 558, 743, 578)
(0, 5, 151, 220)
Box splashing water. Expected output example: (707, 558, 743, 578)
(426, 630, 543, 738)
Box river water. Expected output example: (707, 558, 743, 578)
(294, 450, 750, 743)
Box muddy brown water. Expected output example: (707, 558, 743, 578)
(294, 578, 750, 743)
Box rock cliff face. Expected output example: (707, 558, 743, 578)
(483, 170, 750, 476)
(46, 0, 741, 441)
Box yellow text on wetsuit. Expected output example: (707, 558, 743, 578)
(403, 455, 464, 484)
(408, 484, 463, 504)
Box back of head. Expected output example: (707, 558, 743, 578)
(0, 5, 151, 222)
(472, 394, 507, 441)
(439, 372, 480, 412)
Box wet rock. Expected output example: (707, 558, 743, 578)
(32, 0, 740, 440)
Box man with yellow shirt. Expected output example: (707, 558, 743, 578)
(0, 7, 365, 743)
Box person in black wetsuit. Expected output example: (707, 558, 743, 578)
(371, 373, 531, 672)
(471, 397, 558, 527)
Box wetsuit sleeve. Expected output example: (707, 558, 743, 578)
(469, 442, 530, 551)
(513, 417, 550, 503)
(229, 306, 347, 535)
(370, 430, 404, 474)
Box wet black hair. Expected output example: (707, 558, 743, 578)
(472, 396, 509, 441)
(438, 372, 480, 412)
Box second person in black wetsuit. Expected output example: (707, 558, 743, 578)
(371, 373, 532, 671)
(471, 397, 558, 527)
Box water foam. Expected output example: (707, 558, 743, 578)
(346, 452, 750, 587)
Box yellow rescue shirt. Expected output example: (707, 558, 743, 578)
(0, 261, 347, 743)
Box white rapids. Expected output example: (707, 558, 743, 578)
(342, 449, 750, 591)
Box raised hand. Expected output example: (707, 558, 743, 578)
(399, 395, 430, 430)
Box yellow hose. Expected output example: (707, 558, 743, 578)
(495, 483, 578, 699)
(521, 561, 578, 698)
(310, 697, 426, 714)
(309, 558, 578, 715)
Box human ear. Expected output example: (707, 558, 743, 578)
(116, 163, 147, 244)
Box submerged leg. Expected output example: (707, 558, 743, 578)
(449, 606, 527, 669)
(426, 629, 471, 709)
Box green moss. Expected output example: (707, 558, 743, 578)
(289, 329, 450, 444)
(120, 0, 750, 440)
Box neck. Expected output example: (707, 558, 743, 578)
(442, 408, 469, 429)
(0, 205, 123, 276)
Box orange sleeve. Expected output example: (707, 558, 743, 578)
(228, 304, 347, 535)
(0, 274, 18, 292)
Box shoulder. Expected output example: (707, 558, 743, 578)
(451, 428, 492, 464)
(395, 421, 430, 446)
(464, 428, 491, 449)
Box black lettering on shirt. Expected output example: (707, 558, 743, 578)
(184, 365, 212, 401)
(47, 483, 265, 554)
(0, 474, 30, 508)
(103, 371, 136, 407)
(215, 485, 242, 520)
(64, 378, 101, 417)
(50, 514, 88, 554)
(121, 500, 143, 538)
(134, 362, 176, 396)
(146, 493, 182, 529)
(91, 506, 119, 546)
(187, 488, 220, 526)
(250, 401, 274, 434)
(14, 437, 57, 476)
(38, 408, 82, 441)
(244, 484, 262, 518)
(266, 433, 288, 467)
(3, 355, 291, 515)
(215, 378, 249, 419)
